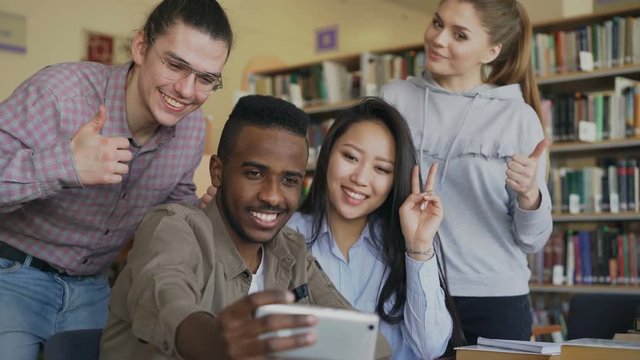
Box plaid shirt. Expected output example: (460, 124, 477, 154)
(0, 62, 205, 275)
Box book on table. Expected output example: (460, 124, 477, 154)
(455, 345, 560, 360)
(476, 337, 562, 355)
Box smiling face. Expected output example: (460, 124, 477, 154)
(211, 126, 308, 247)
(130, 20, 229, 129)
(424, 0, 501, 88)
(326, 120, 396, 225)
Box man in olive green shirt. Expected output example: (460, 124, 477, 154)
(101, 95, 391, 360)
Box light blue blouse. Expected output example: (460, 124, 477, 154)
(287, 212, 452, 360)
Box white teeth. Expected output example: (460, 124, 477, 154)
(250, 211, 278, 222)
(344, 188, 366, 200)
(161, 93, 185, 108)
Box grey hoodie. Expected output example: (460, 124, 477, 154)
(382, 73, 552, 297)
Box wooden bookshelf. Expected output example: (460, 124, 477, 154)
(530, 283, 640, 295)
(528, 6, 640, 326)
(532, 5, 640, 33)
(304, 99, 360, 115)
(551, 138, 640, 154)
(552, 212, 640, 222)
(537, 63, 640, 85)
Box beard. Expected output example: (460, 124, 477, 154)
(218, 187, 286, 244)
(219, 186, 272, 245)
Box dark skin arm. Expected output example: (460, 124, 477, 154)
(176, 290, 318, 360)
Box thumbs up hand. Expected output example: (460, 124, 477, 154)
(71, 105, 133, 185)
(506, 139, 549, 210)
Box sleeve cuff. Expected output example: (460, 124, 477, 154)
(32, 141, 82, 194)
(514, 188, 552, 233)
(405, 253, 440, 296)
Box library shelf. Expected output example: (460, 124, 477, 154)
(550, 138, 640, 154)
(530, 283, 640, 295)
(552, 212, 640, 223)
(304, 99, 360, 115)
(537, 64, 640, 85)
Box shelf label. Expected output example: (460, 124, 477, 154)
(569, 194, 581, 214)
(610, 193, 620, 213)
(594, 193, 602, 213)
(578, 121, 596, 142)
(579, 51, 594, 72)
(552, 265, 565, 285)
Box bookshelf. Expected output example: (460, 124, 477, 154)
(551, 137, 640, 154)
(527, 7, 640, 341)
(553, 212, 640, 223)
(249, 7, 640, 304)
(535, 6, 640, 297)
(530, 283, 640, 295)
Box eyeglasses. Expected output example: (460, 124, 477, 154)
(151, 45, 223, 93)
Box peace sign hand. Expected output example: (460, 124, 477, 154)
(399, 163, 443, 261)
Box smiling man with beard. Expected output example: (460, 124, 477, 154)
(101, 95, 391, 360)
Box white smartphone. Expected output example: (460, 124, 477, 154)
(255, 304, 380, 360)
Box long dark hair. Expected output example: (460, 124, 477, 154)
(298, 97, 412, 322)
(300, 97, 466, 350)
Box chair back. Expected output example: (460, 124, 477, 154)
(566, 294, 640, 340)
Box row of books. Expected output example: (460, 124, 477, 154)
(249, 62, 360, 109)
(360, 50, 425, 96)
(306, 118, 335, 171)
(532, 15, 640, 77)
(529, 227, 640, 286)
(550, 158, 639, 214)
(542, 77, 640, 142)
(249, 49, 426, 110)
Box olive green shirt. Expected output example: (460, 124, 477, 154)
(100, 203, 391, 359)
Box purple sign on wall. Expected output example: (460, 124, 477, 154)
(316, 26, 338, 52)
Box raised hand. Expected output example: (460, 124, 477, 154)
(399, 163, 443, 261)
(214, 290, 317, 359)
(506, 139, 549, 210)
(199, 185, 217, 209)
(70, 105, 132, 185)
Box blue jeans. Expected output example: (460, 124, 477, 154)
(0, 256, 110, 360)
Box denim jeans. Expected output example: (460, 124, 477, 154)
(0, 256, 110, 360)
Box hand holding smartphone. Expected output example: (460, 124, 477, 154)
(256, 304, 380, 360)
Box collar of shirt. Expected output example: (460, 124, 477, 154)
(204, 203, 296, 281)
(313, 216, 379, 263)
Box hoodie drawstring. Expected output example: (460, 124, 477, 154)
(419, 87, 430, 187)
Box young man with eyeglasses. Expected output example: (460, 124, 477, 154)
(0, 1, 231, 358)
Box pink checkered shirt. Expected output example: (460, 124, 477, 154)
(0, 62, 205, 275)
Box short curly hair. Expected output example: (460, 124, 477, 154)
(217, 95, 310, 160)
